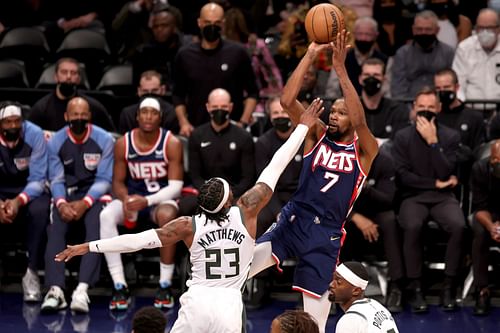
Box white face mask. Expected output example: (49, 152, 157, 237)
(477, 29, 498, 49)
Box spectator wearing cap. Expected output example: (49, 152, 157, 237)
(119, 70, 178, 134)
(0, 102, 50, 304)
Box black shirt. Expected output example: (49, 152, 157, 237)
(346, 48, 388, 95)
(118, 99, 179, 134)
(393, 123, 460, 197)
(28, 91, 115, 132)
(188, 122, 255, 197)
(172, 39, 259, 127)
(471, 158, 500, 216)
(362, 97, 410, 139)
(255, 128, 303, 194)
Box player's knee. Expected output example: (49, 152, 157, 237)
(99, 207, 118, 236)
(155, 204, 177, 226)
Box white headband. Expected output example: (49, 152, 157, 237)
(201, 177, 230, 214)
(336, 264, 369, 290)
(0, 105, 22, 119)
(139, 97, 161, 112)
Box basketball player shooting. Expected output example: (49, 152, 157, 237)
(248, 30, 379, 333)
(54, 101, 324, 333)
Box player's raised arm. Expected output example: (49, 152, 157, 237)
(237, 99, 324, 238)
(331, 30, 379, 172)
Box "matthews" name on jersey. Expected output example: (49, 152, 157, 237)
(128, 161, 167, 179)
(197, 228, 246, 249)
(312, 144, 356, 173)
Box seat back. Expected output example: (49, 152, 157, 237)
(35, 63, 90, 90)
(0, 60, 29, 88)
(96, 65, 134, 96)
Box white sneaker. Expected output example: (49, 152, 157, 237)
(22, 269, 41, 302)
(70, 289, 90, 313)
(41, 286, 67, 312)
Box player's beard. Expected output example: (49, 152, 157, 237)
(326, 125, 343, 141)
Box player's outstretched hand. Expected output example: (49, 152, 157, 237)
(55, 243, 90, 262)
(331, 29, 351, 70)
(300, 98, 324, 128)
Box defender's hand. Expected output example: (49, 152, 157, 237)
(300, 98, 324, 128)
(55, 243, 90, 262)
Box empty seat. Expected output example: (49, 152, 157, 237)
(96, 65, 134, 96)
(35, 63, 90, 90)
(0, 60, 29, 88)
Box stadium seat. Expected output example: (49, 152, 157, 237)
(0, 60, 29, 88)
(35, 63, 90, 90)
(96, 65, 134, 96)
(0, 27, 50, 86)
(56, 29, 111, 88)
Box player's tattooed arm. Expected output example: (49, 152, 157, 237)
(238, 183, 273, 218)
(156, 216, 193, 246)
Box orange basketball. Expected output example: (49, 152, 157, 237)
(304, 3, 345, 44)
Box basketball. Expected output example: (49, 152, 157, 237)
(304, 3, 345, 44)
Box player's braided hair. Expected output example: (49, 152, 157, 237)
(277, 310, 319, 333)
(196, 178, 230, 226)
(132, 306, 167, 333)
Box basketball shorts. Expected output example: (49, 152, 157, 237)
(170, 285, 243, 333)
(257, 201, 344, 297)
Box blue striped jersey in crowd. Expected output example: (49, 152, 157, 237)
(124, 128, 172, 196)
(48, 124, 114, 207)
(291, 132, 367, 228)
(0, 121, 47, 203)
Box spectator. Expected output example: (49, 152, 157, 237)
(340, 0, 374, 18)
(429, 0, 472, 49)
(470, 139, 500, 316)
(452, 8, 500, 101)
(172, 2, 258, 136)
(179, 88, 255, 216)
(391, 10, 455, 99)
(100, 97, 183, 310)
(490, 112, 500, 140)
(343, 151, 405, 313)
(326, 17, 389, 98)
(358, 58, 409, 142)
(298, 65, 324, 109)
(131, 306, 167, 333)
(42, 97, 114, 313)
(328, 262, 400, 333)
(224, 7, 283, 113)
(270, 310, 319, 333)
(0, 102, 49, 303)
(119, 70, 178, 134)
(392, 88, 465, 313)
(28, 58, 115, 132)
(132, 5, 190, 88)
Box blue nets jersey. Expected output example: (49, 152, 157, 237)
(291, 132, 367, 226)
(125, 128, 172, 196)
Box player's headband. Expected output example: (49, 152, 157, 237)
(139, 97, 161, 112)
(336, 263, 369, 290)
(0, 105, 22, 119)
(201, 177, 230, 214)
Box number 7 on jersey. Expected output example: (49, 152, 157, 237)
(320, 172, 339, 192)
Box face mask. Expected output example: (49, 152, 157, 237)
(362, 76, 382, 96)
(58, 82, 77, 98)
(68, 119, 88, 135)
(492, 162, 500, 178)
(438, 90, 456, 110)
(413, 34, 436, 50)
(355, 40, 374, 54)
(477, 29, 497, 49)
(2, 127, 21, 142)
(272, 117, 292, 133)
(201, 24, 221, 43)
(416, 110, 437, 122)
(210, 109, 230, 125)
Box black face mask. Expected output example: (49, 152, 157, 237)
(210, 109, 230, 125)
(58, 82, 77, 98)
(492, 162, 500, 179)
(362, 76, 382, 96)
(413, 34, 436, 50)
(416, 110, 437, 122)
(355, 40, 374, 54)
(201, 24, 221, 43)
(68, 119, 88, 135)
(438, 90, 456, 110)
(2, 127, 21, 142)
(272, 117, 292, 133)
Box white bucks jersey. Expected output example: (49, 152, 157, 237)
(188, 206, 255, 290)
(337, 298, 399, 333)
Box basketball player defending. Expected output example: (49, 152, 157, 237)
(99, 97, 184, 310)
(249, 30, 379, 332)
(329, 262, 400, 333)
(55, 101, 323, 333)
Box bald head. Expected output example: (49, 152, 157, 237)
(200, 3, 224, 20)
(66, 97, 91, 122)
(477, 8, 500, 27)
(206, 88, 233, 114)
(198, 2, 224, 42)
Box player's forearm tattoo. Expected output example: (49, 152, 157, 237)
(240, 184, 272, 209)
